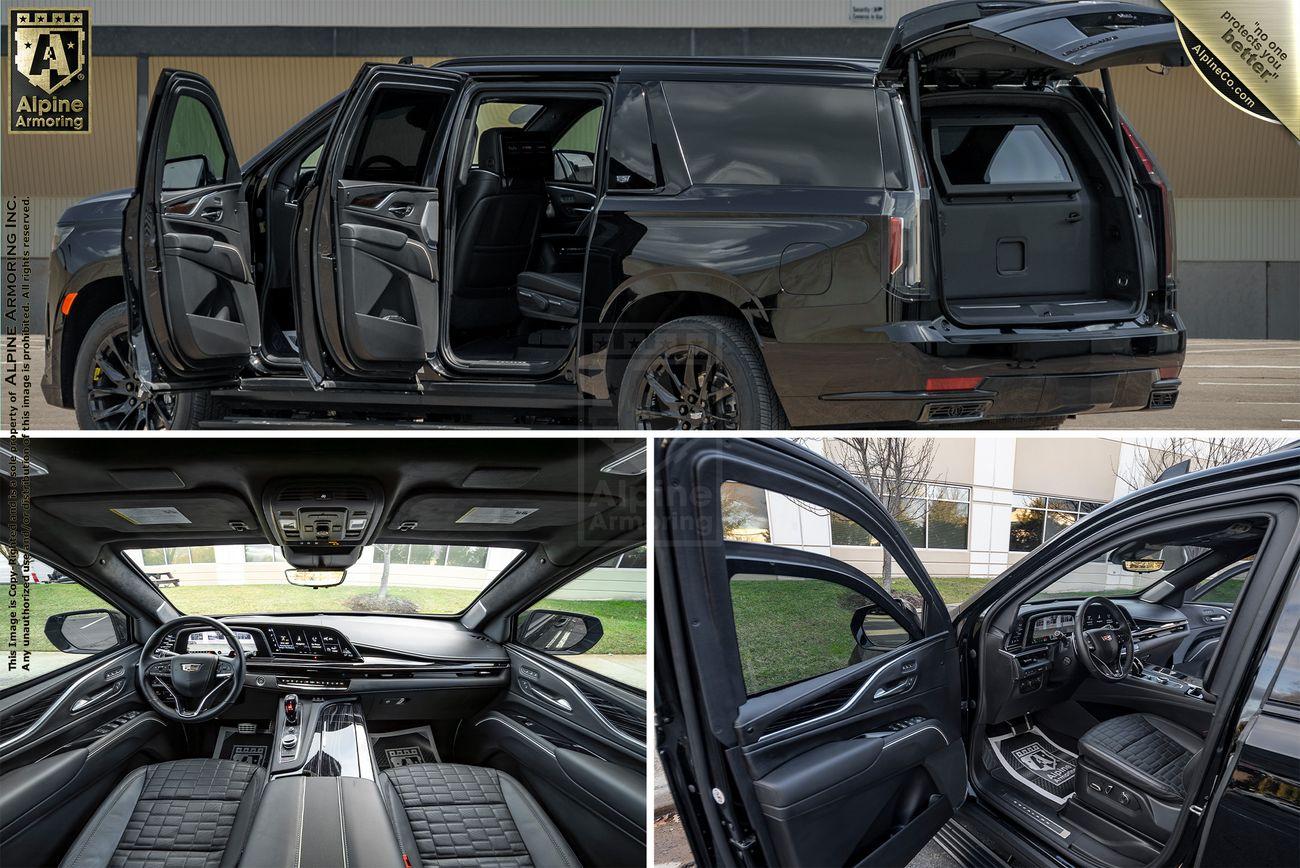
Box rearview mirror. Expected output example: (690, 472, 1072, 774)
(45, 609, 128, 653)
(1122, 559, 1166, 573)
(284, 568, 347, 588)
(517, 610, 603, 654)
(162, 154, 215, 191)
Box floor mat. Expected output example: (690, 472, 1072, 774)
(213, 727, 271, 767)
(371, 726, 440, 770)
(989, 728, 1077, 805)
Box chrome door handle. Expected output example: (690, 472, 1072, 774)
(873, 676, 916, 701)
(200, 206, 223, 222)
(522, 679, 571, 712)
(388, 203, 414, 218)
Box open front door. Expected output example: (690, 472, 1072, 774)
(123, 70, 258, 387)
(296, 64, 464, 383)
(656, 439, 967, 868)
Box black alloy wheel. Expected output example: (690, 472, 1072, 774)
(85, 326, 176, 430)
(635, 345, 739, 430)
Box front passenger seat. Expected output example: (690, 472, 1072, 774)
(450, 128, 551, 335)
(1076, 713, 1202, 841)
(380, 762, 579, 867)
(61, 758, 264, 868)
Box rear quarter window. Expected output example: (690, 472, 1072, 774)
(662, 80, 883, 188)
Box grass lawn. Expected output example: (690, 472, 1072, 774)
(6, 583, 645, 656)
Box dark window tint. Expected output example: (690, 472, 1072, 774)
(1270, 632, 1300, 709)
(935, 123, 1070, 186)
(663, 81, 882, 187)
(163, 95, 228, 189)
(344, 88, 449, 184)
(608, 84, 659, 191)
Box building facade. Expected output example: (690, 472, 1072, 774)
(3, 0, 1296, 337)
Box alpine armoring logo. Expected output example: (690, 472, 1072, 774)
(8, 7, 91, 134)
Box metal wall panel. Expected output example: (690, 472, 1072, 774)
(29, 0, 1174, 29)
(1177, 199, 1300, 262)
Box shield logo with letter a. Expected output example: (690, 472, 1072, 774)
(13, 9, 86, 95)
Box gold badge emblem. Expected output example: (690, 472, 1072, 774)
(13, 9, 86, 94)
(8, 8, 91, 134)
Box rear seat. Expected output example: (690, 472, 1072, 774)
(380, 762, 579, 867)
(516, 272, 583, 323)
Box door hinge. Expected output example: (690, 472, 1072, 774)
(961, 699, 976, 712)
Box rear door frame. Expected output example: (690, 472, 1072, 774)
(297, 63, 466, 385)
(656, 437, 964, 867)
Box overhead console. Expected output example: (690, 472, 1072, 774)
(261, 478, 385, 568)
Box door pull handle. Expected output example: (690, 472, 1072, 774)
(388, 203, 414, 218)
(873, 676, 916, 701)
(200, 206, 223, 222)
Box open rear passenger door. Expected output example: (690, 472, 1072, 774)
(296, 64, 464, 384)
(123, 70, 258, 390)
(656, 439, 967, 867)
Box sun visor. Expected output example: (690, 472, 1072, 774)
(388, 491, 616, 533)
(36, 491, 257, 534)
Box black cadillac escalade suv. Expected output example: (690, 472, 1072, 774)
(42, 1, 1188, 430)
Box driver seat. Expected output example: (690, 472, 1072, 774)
(1075, 713, 1202, 840)
(60, 759, 264, 868)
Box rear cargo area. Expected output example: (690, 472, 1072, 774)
(922, 90, 1149, 327)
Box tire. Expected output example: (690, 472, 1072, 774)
(72, 303, 212, 430)
(616, 315, 788, 430)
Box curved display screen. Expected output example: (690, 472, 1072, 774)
(186, 629, 258, 657)
(1030, 613, 1074, 644)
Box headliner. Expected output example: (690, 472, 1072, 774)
(4, 437, 644, 568)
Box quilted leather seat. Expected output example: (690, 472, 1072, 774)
(1077, 713, 1202, 801)
(60, 759, 265, 868)
(380, 762, 579, 868)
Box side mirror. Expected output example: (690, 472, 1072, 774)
(45, 609, 128, 653)
(285, 568, 347, 588)
(162, 154, 215, 191)
(850, 604, 909, 651)
(518, 610, 603, 655)
(290, 167, 316, 204)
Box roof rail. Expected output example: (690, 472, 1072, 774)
(436, 55, 880, 73)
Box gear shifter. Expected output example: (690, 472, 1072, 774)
(279, 693, 300, 756)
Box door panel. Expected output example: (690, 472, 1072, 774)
(301, 64, 463, 382)
(656, 438, 964, 868)
(124, 70, 256, 383)
(461, 646, 646, 867)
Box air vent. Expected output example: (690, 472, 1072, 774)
(574, 685, 644, 741)
(277, 483, 368, 501)
(769, 681, 860, 731)
(0, 694, 56, 739)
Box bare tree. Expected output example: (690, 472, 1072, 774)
(372, 544, 396, 599)
(1117, 437, 1282, 490)
(829, 437, 937, 594)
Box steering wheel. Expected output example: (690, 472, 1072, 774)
(138, 616, 246, 722)
(1073, 597, 1134, 683)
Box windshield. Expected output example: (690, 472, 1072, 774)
(1029, 542, 1209, 603)
(123, 544, 525, 616)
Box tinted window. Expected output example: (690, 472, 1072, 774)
(163, 95, 228, 189)
(552, 106, 604, 184)
(663, 81, 882, 187)
(935, 122, 1071, 187)
(608, 84, 659, 191)
(344, 87, 449, 184)
(3, 553, 130, 692)
(515, 549, 647, 690)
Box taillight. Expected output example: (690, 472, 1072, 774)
(887, 217, 904, 275)
(1121, 122, 1176, 287)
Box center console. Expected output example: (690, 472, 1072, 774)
(238, 692, 396, 867)
(1133, 663, 1206, 699)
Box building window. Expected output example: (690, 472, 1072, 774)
(242, 545, 279, 563)
(139, 546, 216, 566)
(831, 482, 971, 550)
(721, 482, 771, 543)
(1010, 495, 1104, 552)
(370, 544, 490, 569)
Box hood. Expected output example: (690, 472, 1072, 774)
(58, 188, 131, 224)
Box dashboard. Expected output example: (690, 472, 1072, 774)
(184, 629, 259, 657)
(1006, 602, 1153, 651)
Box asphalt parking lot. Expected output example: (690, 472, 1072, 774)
(22, 338, 1300, 431)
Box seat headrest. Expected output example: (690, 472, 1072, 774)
(478, 127, 551, 182)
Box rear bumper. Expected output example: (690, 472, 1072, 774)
(765, 317, 1186, 427)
